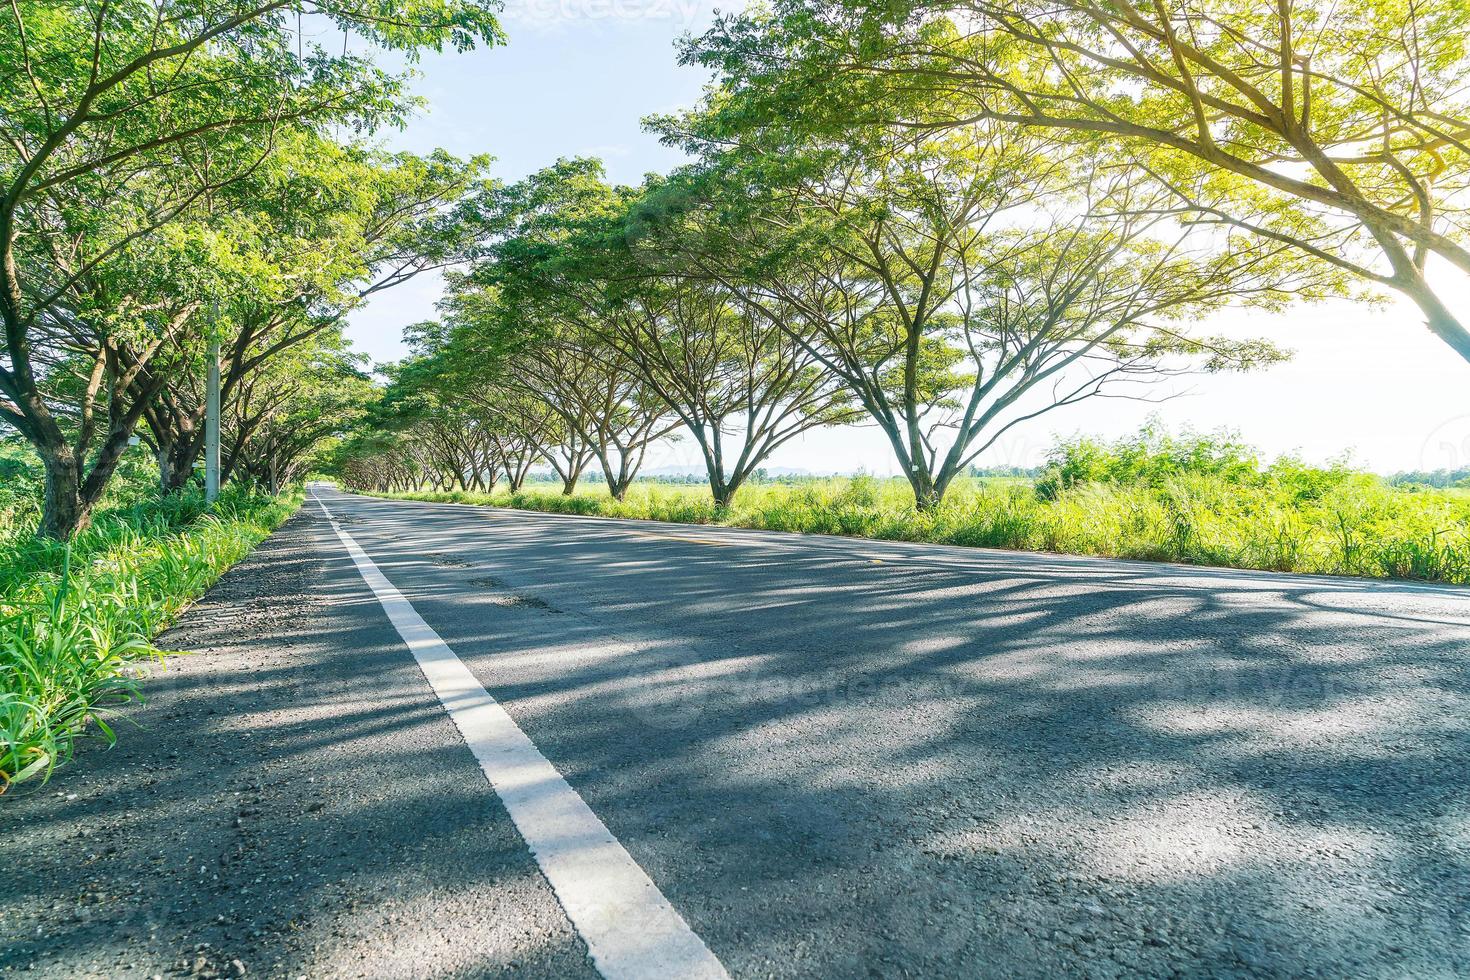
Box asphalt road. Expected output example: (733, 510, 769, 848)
(5, 486, 1470, 978)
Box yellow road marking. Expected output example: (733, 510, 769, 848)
(626, 530, 733, 547)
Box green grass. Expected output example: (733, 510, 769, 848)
(0, 483, 300, 792)
(362, 470, 1470, 586)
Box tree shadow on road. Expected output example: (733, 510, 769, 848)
(5, 496, 1468, 979)
(372, 501, 1470, 978)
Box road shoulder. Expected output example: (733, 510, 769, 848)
(0, 504, 595, 980)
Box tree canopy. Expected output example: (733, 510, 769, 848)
(678, 0, 1470, 361)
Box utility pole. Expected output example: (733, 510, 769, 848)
(205, 334, 220, 503)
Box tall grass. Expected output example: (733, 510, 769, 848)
(0, 483, 300, 791)
(0, 442, 43, 546)
(364, 454, 1470, 587)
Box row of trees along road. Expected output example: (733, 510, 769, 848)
(0, 0, 501, 539)
(335, 129, 1334, 509)
(337, 0, 1470, 510)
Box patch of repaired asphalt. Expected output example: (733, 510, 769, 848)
(464, 576, 562, 613)
(0, 505, 596, 980)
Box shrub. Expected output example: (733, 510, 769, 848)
(1036, 422, 1260, 499)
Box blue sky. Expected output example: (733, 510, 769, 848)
(344, 2, 1470, 476)
(344, 0, 716, 362)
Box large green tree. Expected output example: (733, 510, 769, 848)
(683, 0, 1470, 365)
(1, 0, 501, 537)
(643, 114, 1315, 507)
(137, 142, 490, 493)
(467, 161, 859, 507)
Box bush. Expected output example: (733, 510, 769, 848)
(1035, 423, 1260, 500)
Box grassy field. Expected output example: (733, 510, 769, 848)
(364, 448, 1470, 587)
(0, 465, 299, 792)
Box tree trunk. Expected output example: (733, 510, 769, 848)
(40, 429, 138, 539)
(597, 445, 641, 502)
(38, 448, 88, 541)
(157, 435, 198, 494)
(907, 468, 942, 512)
(711, 474, 742, 509)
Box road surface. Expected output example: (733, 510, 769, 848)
(4, 486, 1470, 978)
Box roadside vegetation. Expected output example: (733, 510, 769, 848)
(355, 427, 1470, 586)
(324, 0, 1470, 538)
(1, 448, 299, 791)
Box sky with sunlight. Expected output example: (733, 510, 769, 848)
(341, 0, 1470, 477)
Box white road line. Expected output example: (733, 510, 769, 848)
(312, 493, 729, 980)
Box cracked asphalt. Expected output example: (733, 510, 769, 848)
(4, 486, 1470, 978)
